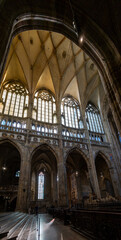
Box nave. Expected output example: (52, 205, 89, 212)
(0, 212, 86, 240)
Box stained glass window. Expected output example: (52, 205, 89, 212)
(86, 103, 104, 133)
(2, 82, 29, 118)
(61, 96, 83, 129)
(32, 90, 57, 124)
(38, 172, 44, 200)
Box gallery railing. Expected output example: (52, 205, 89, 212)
(0, 117, 109, 147)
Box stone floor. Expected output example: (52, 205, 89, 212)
(0, 212, 87, 239)
(35, 214, 87, 240)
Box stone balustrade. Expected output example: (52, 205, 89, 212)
(0, 117, 109, 148)
(89, 131, 106, 143)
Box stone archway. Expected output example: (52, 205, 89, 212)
(0, 141, 21, 211)
(30, 144, 58, 212)
(65, 148, 91, 207)
(95, 153, 115, 199)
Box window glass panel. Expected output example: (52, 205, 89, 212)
(2, 83, 28, 119)
(18, 96, 24, 117)
(2, 90, 7, 102)
(32, 110, 36, 119)
(24, 109, 27, 118)
(4, 92, 11, 114)
(25, 95, 29, 106)
(53, 103, 56, 112)
(61, 96, 82, 129)
(61, 116, 65, 125)
(15, 170, 20, 177)
(38, 172, 44, 200)
(13, 121, 16, 127)
(32, 124, 35, 130)
(34, 98, 37, 108)
(86, 103, 104, 134)
(53, 115, 57, 123)
(17, 122, 21, 128)
(0, 103, 3, 113)
(1, 120, 6, 125)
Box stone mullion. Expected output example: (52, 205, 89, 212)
(26, 93, 33, 132)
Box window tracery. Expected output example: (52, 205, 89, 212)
(86, 102, 104, 134)
(61, 96, 83, 129)
(32, 90, 57, 124)
(2, 82, 29, 118)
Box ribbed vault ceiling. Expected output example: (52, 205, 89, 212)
(2, 30, 102, 106)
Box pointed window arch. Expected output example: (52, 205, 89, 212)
(2, 81, 29, 118)
(38, 172, 44, 200)
(86, 102, 104, 133)
(32, 90, 57, 124)
(61, 96, 83, 129)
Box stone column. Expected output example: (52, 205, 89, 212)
(57, 161, 68, 206)
(103, 115, 121, 197)
(16, 145, 31, 212)
(76, 174, 83, 202)
(51, 171, 54, 202)
(108, 167, 120, 198)
(82, 110, 101, 199)
(56, 100, 68, 206)
(52, 171, 57, 204)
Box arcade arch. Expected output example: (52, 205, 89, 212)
(95, 153, 115, 198)
(0, 141, 21, 211)
(30, 144, 58, 211)
(65, 148, 92, 207)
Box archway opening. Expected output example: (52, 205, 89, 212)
(0, 142, 21, 211)
(30, 145, 57, 213)
(95, 154, 115, 198)
(66, 149, 91, 208)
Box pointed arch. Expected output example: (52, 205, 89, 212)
(1, 80, 29, 118)
(95, 151, 115, 198)
(61, 95, 83, 129)
(65, 146, 89, 167)
(32, 88, 57, 123)
(95, 151, 113, 169)
(30, 143, 58, 203)
(0, 138, 22, 159)
(85, 101, 104, 134)
(31, 143, 59, 163)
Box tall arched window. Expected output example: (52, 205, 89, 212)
(38, 172, 44, 200)
(61, 96, 83, 129)
(86, 102, 104, 133)
(2, 82, 29, 118)
(32, 90, 57, 123)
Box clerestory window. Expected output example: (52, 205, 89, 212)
(61, 96, 83, 129)
(32, 90, 57, 124)
(86, 102, 104, 133)
(2, 82, 29, 118)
